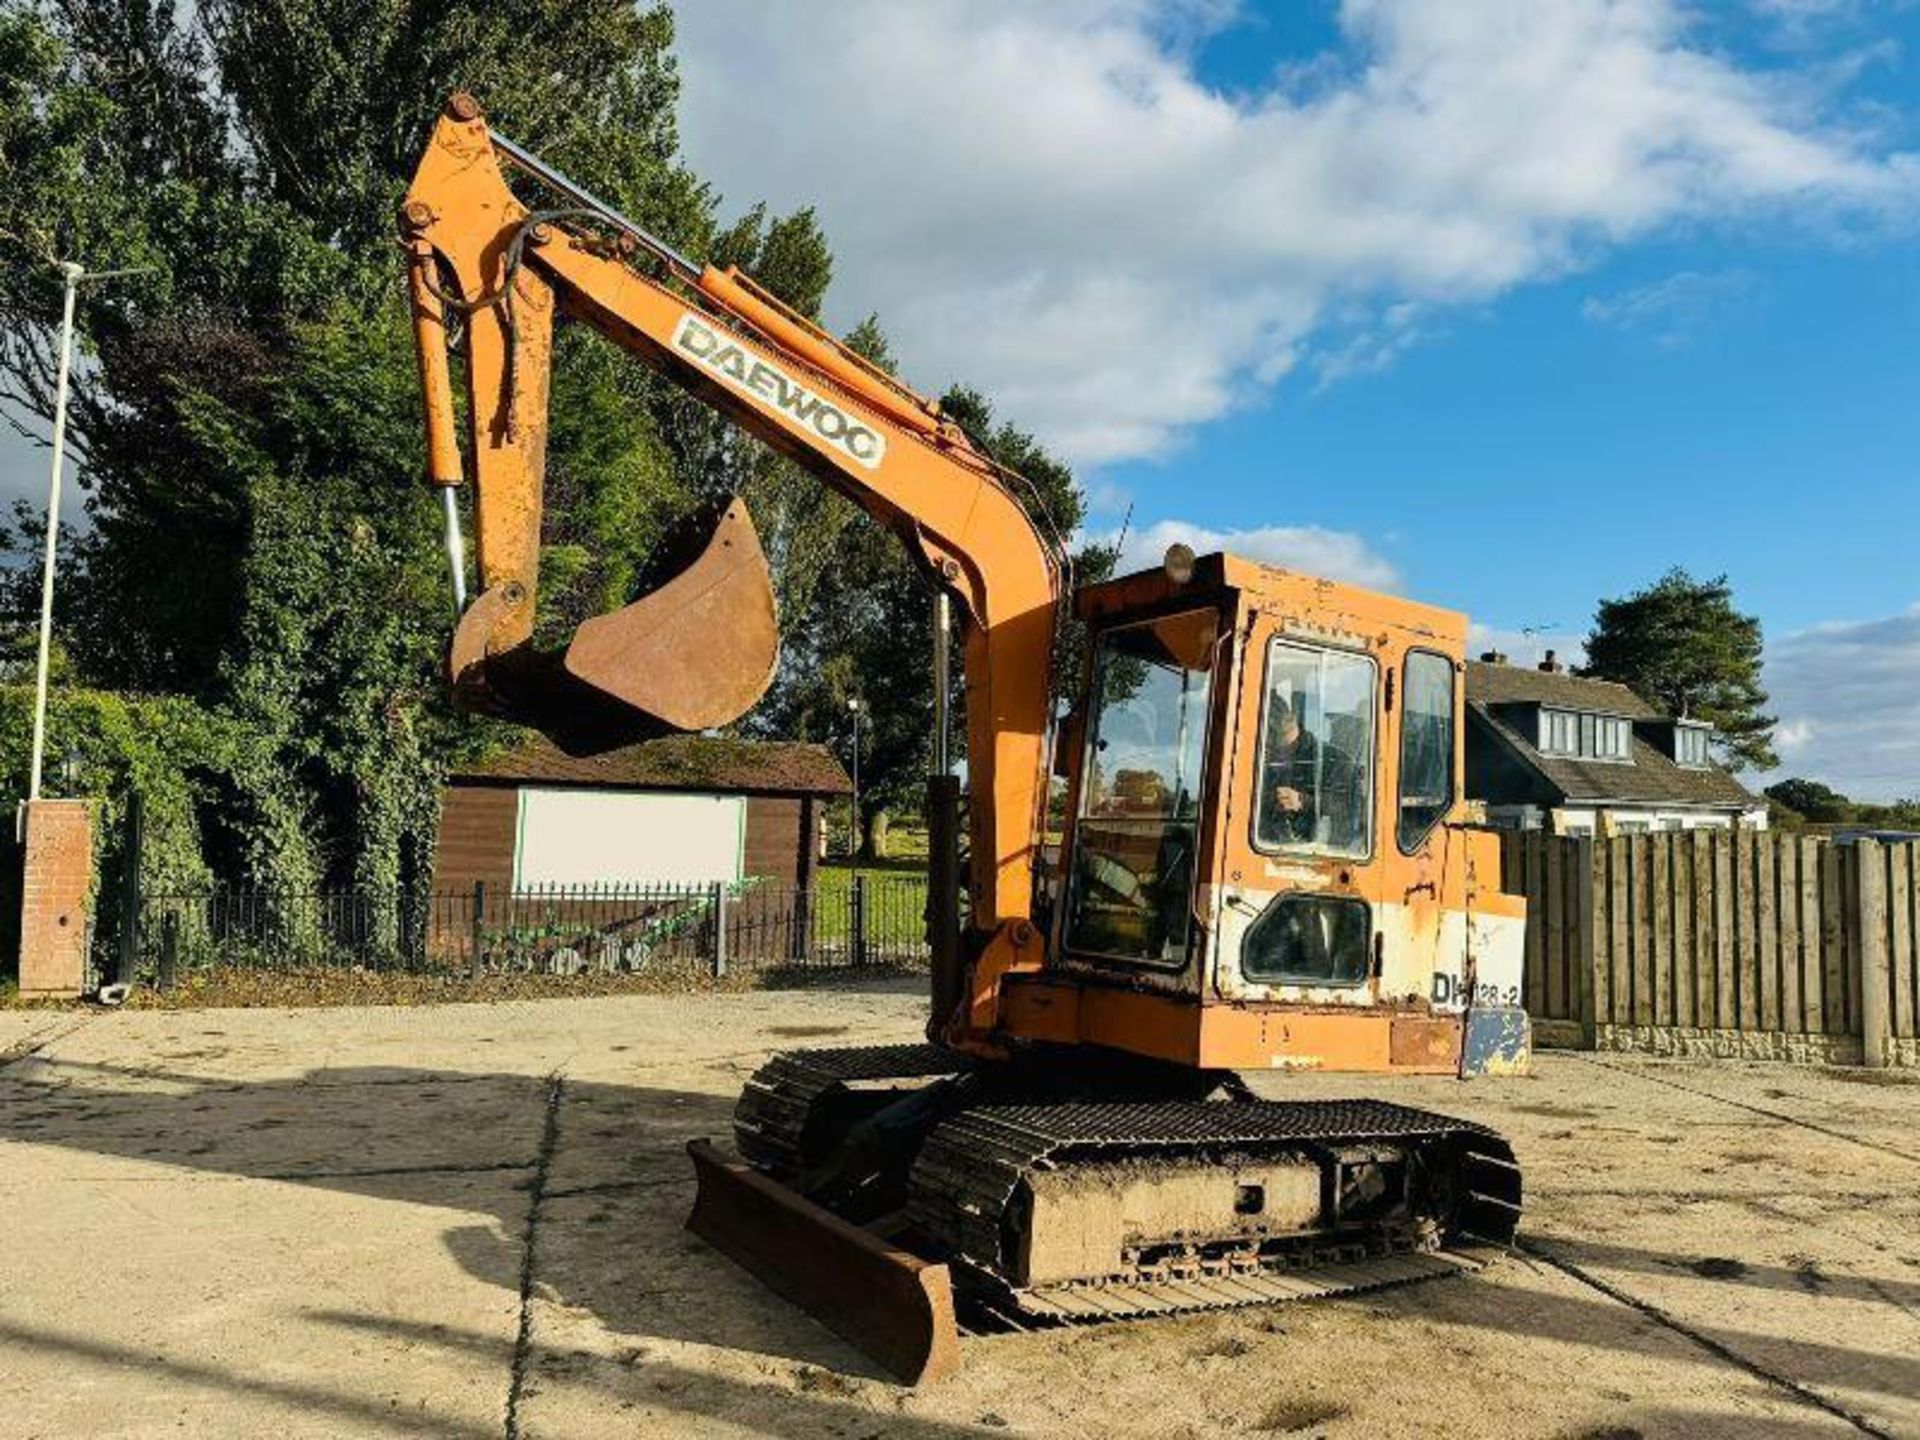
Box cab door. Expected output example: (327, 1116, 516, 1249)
(1209, 611, 1391, 1006)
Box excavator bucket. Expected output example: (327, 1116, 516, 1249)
(685, 1140, 961, 1385)
(449, 496, 779, 754)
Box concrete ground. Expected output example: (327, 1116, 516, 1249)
(2, 987, 1915, 1440)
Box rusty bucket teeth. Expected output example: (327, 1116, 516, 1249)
(685, 1140, 960, 1386)
(446, 495, 779, 752)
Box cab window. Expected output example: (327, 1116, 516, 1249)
(1254, 641, 1374, 858)
(1065, 612, 1217, 965)
(1242, 895, 1371, 986)
(1398, 650, 1455, 852)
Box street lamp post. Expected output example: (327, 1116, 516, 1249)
(26, 262, 82, 805)
(847, 697, 864, 858)
(26, 260, 151, 806)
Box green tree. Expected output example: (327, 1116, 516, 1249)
(1582, 568, 1777, 771)
(1763, 777, 1852, 824)
(1, 0, 1104, 892)
(0, 1, 835, 891)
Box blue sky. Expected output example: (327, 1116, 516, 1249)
(1117, 0, 1920, 639)
(6, 2, 1918, 798)
(669, 0, 1920, 798)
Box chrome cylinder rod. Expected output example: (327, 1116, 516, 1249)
(441, 487, 468, 615)
(931, 590, 952, 776)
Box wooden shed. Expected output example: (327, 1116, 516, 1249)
(432, 735, 851, 897)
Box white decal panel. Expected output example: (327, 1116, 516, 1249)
(1431, 911, 1526, 1012)
(672, 313, 886, 470)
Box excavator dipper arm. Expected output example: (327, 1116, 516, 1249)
(400, 95, 1058, 1037)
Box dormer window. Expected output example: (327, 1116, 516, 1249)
(1539, 707, 1631, 761)
(1674, 724, 1710, 768)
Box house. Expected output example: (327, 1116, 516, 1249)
(431, 734, 851, 896)
(1465, 653, 1766, 837)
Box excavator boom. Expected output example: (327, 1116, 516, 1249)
(401, 94, 1061, 960)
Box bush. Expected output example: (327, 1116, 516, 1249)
(0, 682, 228, 976)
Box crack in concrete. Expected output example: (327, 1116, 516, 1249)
(1520, 1237, 1895, 1439)
(1574, 1056, 1920, 1164)
(256, 1159, 539, 1183)
(541, 1175, 685, 1202)
(503, 1075, 563, 1440)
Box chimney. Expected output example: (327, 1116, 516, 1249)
(1538, 650, 1564, 674)
(1479, 650, 1508, 665)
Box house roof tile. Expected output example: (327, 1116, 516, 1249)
(1465, 661, 1756, 810)
(1465, 660, 1659, 718)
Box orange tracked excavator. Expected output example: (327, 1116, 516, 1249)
(401, 95, 1529, 1384)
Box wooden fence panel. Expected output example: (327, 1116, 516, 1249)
(1580, 837, 1600, 1043)
(1505, 832, 1920, 1058)
(1649, 835, 1671, 1027)
(1630, 835, 1653, 1026)
(1881, 844, 1912, 1036)
(1777, 837, 1803, 1035)
(1545, 836, 1568, 1021)
(1685, 832, 1711, 1028)
(1800, 836, 1825, 1035)
(1843, 844, 1858, 1036)
(1756, 836, 1779, 1032)
(1672, 832, 1697, 1027)
(1720, 833, 1751, 1036)
(1523, 833, 1546, 1019)
(1730, 830, 1754, 1031)
(1821, 842, 1848, 1036)
(1607, 839, 1631, 1026)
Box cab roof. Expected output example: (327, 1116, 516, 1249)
(1075, 551, 1467, 649)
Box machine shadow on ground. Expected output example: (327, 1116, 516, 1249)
(6, 1046, 1919, 1437)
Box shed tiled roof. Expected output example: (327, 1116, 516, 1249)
(1465, 661, 1755, 810)
(450, 734, 852, 796)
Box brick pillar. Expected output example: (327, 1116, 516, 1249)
(17, 799, 93, 998)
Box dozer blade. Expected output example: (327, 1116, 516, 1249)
(685, 1139, 960, 1386)
(447, 496, 779, 755)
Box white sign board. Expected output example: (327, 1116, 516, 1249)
(513, 788, 745, 890)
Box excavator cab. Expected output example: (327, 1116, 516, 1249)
(1015, 551, 1531, 1079)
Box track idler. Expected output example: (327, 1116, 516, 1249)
(449, 495, 779, 754)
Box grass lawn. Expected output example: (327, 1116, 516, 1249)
(814, 864, 928, 947)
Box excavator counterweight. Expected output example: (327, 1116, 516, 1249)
(398, 93, 1530, 1384)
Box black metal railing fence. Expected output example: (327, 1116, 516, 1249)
(117, 873, 932, 987)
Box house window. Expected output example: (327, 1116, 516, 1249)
(1540, 708, 1631, 761)
(1675, 726, 1710, 768)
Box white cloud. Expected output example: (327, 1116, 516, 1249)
(1108, 516, 1398, 589)
(1764, 606, 1920, 801)
(671, 0, 1917, 465)
(1581, 268, 1758, 346)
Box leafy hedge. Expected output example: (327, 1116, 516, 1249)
(0, 683, 227, 973)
